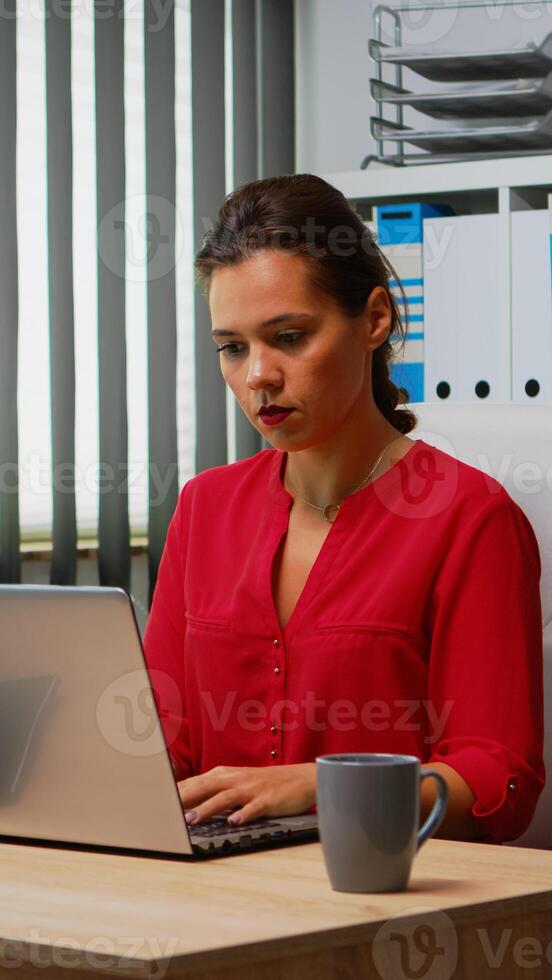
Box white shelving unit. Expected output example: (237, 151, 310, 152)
(320, 154, 552, 401)
(321, 154, 552, 200)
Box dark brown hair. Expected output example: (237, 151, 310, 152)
(194, 173, 418, 436)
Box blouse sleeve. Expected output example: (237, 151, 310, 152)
(425, 491, 545, 844)
(142, 479, 193, 781)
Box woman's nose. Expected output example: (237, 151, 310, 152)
(245, 347, 283, 389)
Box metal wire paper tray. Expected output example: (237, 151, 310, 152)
(371, 109, 552, 153)
(368, 33, 552, 82)
(370, 75, 552, 119)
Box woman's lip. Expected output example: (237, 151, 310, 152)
(258, 409, 295, 426)
(258, 407, 294, 416)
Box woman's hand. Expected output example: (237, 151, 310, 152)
(176, 763, 316, 827)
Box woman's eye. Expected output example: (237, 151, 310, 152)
(215, 332, 304, 358)
(215, 343, 242, 357)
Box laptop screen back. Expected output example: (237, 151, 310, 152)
(0, 586, 191, 855)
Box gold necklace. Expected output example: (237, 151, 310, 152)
(285, 436, 404, 524)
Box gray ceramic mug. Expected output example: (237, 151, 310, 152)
(316, 753, 449, 893)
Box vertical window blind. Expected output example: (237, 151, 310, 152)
(0, 0, 294, 605)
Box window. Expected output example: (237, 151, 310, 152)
(16, 0, 195, 544)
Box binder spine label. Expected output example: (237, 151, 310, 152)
(374, 202, 452, 403)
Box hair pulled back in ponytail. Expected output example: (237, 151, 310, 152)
(194, 173, 418, 436)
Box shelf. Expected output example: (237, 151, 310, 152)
(319, 153, 552, 202)
(20, 536, 149, 561)
(319, 153, 552, 403)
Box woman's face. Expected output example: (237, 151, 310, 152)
(208, 249, 392, 450)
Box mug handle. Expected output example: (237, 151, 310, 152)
(417, 770, 449, 849)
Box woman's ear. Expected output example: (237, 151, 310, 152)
(363, 285, 393, 350)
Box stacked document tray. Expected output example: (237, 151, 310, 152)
(372, 110, 552, 154)
(369, 31, 552, 162)
(369, 34, 552, 82)
(370, 76, 552, 120)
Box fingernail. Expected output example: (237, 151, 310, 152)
(227, 814, 241, 825)
(185, 810, 198, 825)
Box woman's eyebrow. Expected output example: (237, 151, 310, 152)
(211, 312, 314, 338)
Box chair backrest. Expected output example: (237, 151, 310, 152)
(407, 401, 552, 848)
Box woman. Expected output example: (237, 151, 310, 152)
(143, 174, 544, 844)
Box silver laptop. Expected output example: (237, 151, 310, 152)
(0, 585, 318, 859)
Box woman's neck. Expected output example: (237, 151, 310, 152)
(283, 421, 410, 510)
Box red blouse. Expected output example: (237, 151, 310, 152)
(142, 438, 545, 844)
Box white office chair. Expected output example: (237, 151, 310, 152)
(406, 401, 552, 849)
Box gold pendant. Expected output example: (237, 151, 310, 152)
(323, 503, 340, 524)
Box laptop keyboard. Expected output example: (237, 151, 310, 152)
(190, 816, 285, 839)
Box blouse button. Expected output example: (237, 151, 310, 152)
(270, 749, 277, 758)
(508, 780, 517, 791)
(274, 666, 280, 674)
(270, 725, 278, 734)
(273, 639, 279, 647)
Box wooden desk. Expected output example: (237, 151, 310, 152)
(2, 838, 552, 980)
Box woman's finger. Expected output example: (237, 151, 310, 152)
(177, 778, 213, 808)
(176, 767, 233, 807)
(184, 786, 243, 825)
(226, 796, 269, 826)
